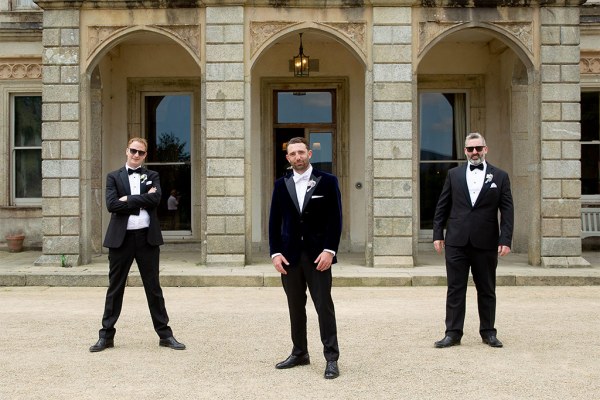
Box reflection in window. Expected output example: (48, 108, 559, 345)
(277, 91, 332, 123)
(144, 95, 192, 232)
(309, 132, 333, 173)
(581, 91, 600, 196)
(13, 95, 42, 203)
(419, 92, 467, 229)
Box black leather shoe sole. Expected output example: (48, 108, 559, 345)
(276, 354, 310, 369)
(434, 337, 461, 348)
(89, 339, 114, 353)
(482, 337, 503, 348)
(159, 338, 186, 350)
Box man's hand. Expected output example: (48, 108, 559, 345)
(434, 240, 445, 254)
(119, 196, 127, 202)
(315, 251, 334, 271)
(272, 254, 289, 275)
(498, 245, 511, 257)
(149, 187, 157, 194)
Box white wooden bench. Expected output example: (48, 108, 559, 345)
(581, 208, 600, 238)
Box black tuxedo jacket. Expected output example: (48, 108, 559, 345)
(433, 163, 514, 250)
(269, 169, 342, 265)
(103, 167, 164, 248)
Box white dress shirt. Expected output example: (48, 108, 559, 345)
(125, 165, 151, 230)
(293, 166, 313, 212)
(466, 161, 487, 206)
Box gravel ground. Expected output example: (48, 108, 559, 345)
(0, 286, 598, 399)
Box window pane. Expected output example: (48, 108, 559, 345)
(277, 91, 332, 123)
(15, 149, 42, 198)
(145, 95, 191, 163)
(14, 96, 42, 147)
(144, 94, 192, 232)
(153, 164, 192, 231)
(581, 92, 599, 142)
(420, 93, 465, 161)
(420, 162, 458, 229)
(309, 132, 333, 173)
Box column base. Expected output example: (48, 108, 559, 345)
(34, 254, 80, 268)
(373, 255, 415, 267)
(541, 256, 590, 268)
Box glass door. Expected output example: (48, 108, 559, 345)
(273, 90, 336, 179)
(144, 94, 192, 234)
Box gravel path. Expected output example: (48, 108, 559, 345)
(1, 286, 598, 399)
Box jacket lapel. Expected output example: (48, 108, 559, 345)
(285, 175, 301, 214)
(473, 164, 494, 208)
(459, 165, 471, 207)
(119, 168, 131, 195)
(301, 173, 322, 212)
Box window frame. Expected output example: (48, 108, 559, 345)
(10, 92, 42, 207)
(580, 87, 600, 205)
(418, 89, 470, 238)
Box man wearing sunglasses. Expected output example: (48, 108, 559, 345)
(89, 137, 185, 352)
(432, 132, 514, 349)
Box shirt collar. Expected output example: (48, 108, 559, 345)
(293, 165, 313, 183)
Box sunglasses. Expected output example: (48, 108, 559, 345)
(129, 148, 147, 156)
(465, 146, 485, 153)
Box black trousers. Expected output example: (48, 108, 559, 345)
(99, 228, 172, 340)
(444, 244, 498, 339)
(281, 251, 339, 361)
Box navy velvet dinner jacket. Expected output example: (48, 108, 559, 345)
(269, 168, 342, 265)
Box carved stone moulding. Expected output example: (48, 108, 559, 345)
(418, 20, 533, 56)
(580, 53, 600, 74)
(250, 21, 299, 57)
(250, 20, 366, 58)
(318, 22, 367, 56)
(152, 25, 201, 56)
(0, 62, 42, 80)
(88, 24, 200, 59)
(88, 26, 128, 58)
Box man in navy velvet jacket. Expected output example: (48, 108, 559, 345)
(269, 137, 342, 379)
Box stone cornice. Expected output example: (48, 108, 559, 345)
(32, 0, 586, 10)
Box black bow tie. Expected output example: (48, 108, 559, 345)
(128, 167, 142, 175)
(469, 164, 484, 171)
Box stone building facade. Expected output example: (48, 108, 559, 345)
(1, 0, 599, 268)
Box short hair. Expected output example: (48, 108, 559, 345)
(464, 132, 486, 147)
(128, 137, 148, 150)
(287, 137, 309, 152)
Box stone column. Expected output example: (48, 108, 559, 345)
(205, 6, 246, 266)
(539, 6, 588, 267)
(370, 7, 414, 267)
(35, 9, 81, 267)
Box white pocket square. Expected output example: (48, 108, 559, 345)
(490, 183, 497, 188)
(146, 181, 153, 185)
(311, 195, 323, 199)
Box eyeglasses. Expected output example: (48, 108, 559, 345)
(465, 146, 485, 153)
(129, 148, 147, 156)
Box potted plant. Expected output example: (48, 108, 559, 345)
(5, 231, 25, 253)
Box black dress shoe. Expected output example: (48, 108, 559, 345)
(89, 338, 114, 352)
(275, 353, 310, 369)
(159, 336, 186, 350)
(482, 335, 503, 348)
(434, 335, 461, 348)
(324, 360, 340, 379)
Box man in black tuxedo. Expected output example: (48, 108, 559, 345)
(433, 132, 514, 349)
(89, 137, 185, 352)
(269, 137, 342, 379)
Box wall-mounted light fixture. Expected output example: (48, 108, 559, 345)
(293, 33, 309, 77)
